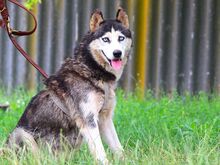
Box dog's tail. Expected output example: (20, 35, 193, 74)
(7, 127, 38, 153)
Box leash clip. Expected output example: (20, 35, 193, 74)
(7, 24, 12, 34)
(6, 17, 12, 34)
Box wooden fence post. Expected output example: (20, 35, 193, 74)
(134, 0, 151, 96)
(26, 4, 38, 90)
(213, 0, 220, 94)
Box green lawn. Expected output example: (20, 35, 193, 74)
(0, 89, 219, 164)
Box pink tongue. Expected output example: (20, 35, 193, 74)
(111, 60, 122, 70)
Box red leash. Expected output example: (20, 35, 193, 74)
(0, 0, 48, 79)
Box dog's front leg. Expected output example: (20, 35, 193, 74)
(99, 117, 124, 157)
(80, 121, 108, 164)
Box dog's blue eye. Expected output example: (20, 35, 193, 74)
(118, 36, 125, 42)
(102, 37, 110, 43)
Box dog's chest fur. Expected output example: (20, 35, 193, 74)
(42, 58, 117, 127)
(99, 81, 116, 113)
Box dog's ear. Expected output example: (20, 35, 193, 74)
(116, 8, 129, 29)
(90, 9, 104, 32)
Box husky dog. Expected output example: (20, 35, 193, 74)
(7, 8, 132, 164)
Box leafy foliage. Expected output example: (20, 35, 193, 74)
(24, 0, 41, 9)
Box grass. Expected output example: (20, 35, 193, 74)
(0, 88, 219, 164)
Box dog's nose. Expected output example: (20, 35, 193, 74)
(113, 50, 122, 58)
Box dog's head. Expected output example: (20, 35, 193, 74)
(88, 8, 132, 80)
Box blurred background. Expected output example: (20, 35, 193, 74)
(0, 0, 220, 96)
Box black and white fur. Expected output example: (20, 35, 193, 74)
(7, 8, 132, 164)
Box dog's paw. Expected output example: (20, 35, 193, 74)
(98, 158, 109, 165)
(114, 149, 125, 161)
